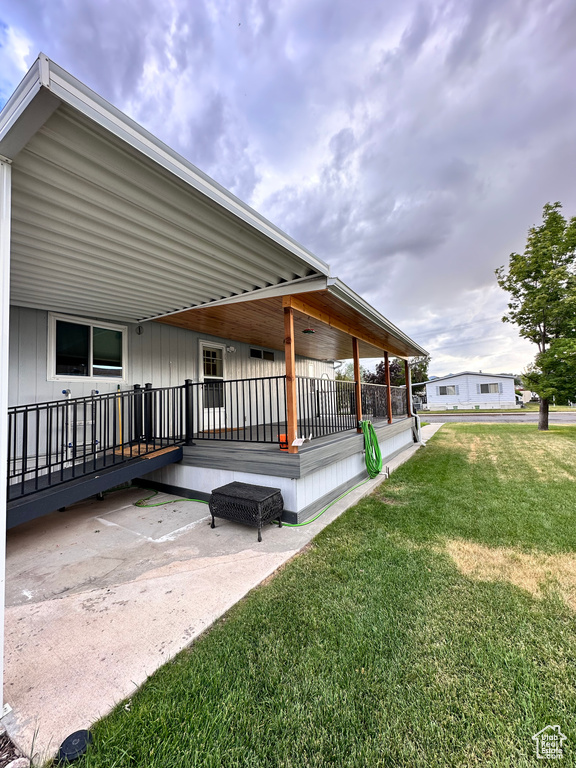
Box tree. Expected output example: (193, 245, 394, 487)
(364, 355, 431, 387)
(335, 362, 371, 382)
(495, 202, 576, 430)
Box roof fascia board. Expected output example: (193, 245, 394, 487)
(421, 372, 515, 385)
(326, 277, 428, 357)
(43, 58, 328, 277)
(0, 55, 60, 159)
(140, 275, 329, 322)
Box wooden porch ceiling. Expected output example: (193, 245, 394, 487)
(156, 291, 415, 359)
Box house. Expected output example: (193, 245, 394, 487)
(0, 54, 427, 716)
(417, 372, 518, 410)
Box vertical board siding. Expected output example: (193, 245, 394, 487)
(8, 306, 335, 407)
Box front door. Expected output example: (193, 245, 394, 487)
(201, 344, 225, 432)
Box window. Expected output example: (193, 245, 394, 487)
(202, 345, 224, 408)
(479, 383, 500, 394)
(439, 385, 457, 396)
(250, 347, 274, 361)
(203, 346, 223, 378)
(49, 314, 126, 380)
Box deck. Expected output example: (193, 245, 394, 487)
(7, 445, 183, 529)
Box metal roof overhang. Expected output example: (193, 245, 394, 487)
(0, 54, 427, 360)
(156, 280, 427, 359)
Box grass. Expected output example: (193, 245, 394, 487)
(74, 424, 576, 768)
(423, 403, 575, 414)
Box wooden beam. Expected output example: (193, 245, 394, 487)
(284, 306, 298, 454)
(404, 359, 413, 417)
(384, 351, 393, 424)
(352, 337, 363, 432)
(282, 294, 391, 354)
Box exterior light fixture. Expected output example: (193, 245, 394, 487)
(302, 328, 315, 334)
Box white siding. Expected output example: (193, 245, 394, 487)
(424, 373, 517, 410)
(8, 306, 334, 407)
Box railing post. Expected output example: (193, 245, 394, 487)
(353, 337, 362, 432)
(184, 379, 195, 445)
(404, 360, 413, 417)
(283, 302, 299, 454)
(384, 351, 393, 424)
(133, 384, 143, 442)
(144, 382, 153, 443)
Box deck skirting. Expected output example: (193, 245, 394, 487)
(142, 419, 416, 522)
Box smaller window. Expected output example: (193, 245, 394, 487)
(250, 348, 274, 362)
(439, 385, 456, 396)
(480, 383, 500, 394)
(203, 346, 223, 378)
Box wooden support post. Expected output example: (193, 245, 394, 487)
(284, 305, 298, 454)
(404, 359, 413, 417)
(384, 351, 393, 424)
(352, 337, 362, 432)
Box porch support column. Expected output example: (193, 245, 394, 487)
(0, 157, 12, 711)
(352, 337, 362, 432)
(404, 359, 413, 417)
(283, 304, 298, 454)
(384, 351, 393, 424)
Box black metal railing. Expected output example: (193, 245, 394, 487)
(361, 383, 389, 420)
(6, 376, 411, 500)
(7, 384, 184, 500)
(297, 377, 358, 438)
(186, 375, 287, 443)
(390, 385, 408, 417)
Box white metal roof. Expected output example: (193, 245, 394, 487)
(1, 53, 427, 357)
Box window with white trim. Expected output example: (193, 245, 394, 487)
(250, 347, 275, 361)
(479, 383, 501, 394)
(438, 385, 458, 396)
(49, 314, 127, 380)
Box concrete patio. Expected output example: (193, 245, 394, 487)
(1, 424, 441, 764)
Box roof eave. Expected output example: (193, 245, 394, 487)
(326, 278, 428, 358)
(0, 54, 329, 278)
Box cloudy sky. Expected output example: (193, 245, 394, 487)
(1, 0, 575, 376)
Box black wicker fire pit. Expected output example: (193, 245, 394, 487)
(209, 481, 284, 542)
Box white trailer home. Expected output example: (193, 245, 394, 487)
(0, 53, 427, 723)
(420, 372, 518, 410)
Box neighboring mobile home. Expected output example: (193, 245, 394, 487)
(419, 372, 518, 410)
(0, 54, 427, 713)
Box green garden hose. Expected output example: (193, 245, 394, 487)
(134, 490, 209, 507)
(277, 420, 383, 527)
(361, 419, 383, 478)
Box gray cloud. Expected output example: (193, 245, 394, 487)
(1, 0, 575, 374)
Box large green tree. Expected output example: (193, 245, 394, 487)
(364, 355, 431, 387)
(496, 202, 576, 430)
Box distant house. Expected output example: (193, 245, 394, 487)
(417, 372, 518, 410)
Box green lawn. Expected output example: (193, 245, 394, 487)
(76, 425, 576, 768)
(423, 403, 575, 414)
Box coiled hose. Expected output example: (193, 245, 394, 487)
(361, 419, 383, 478)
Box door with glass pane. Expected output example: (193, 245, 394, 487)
(201, 344, 225, 432)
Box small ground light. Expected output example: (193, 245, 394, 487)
(57, 730, 93, 763)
